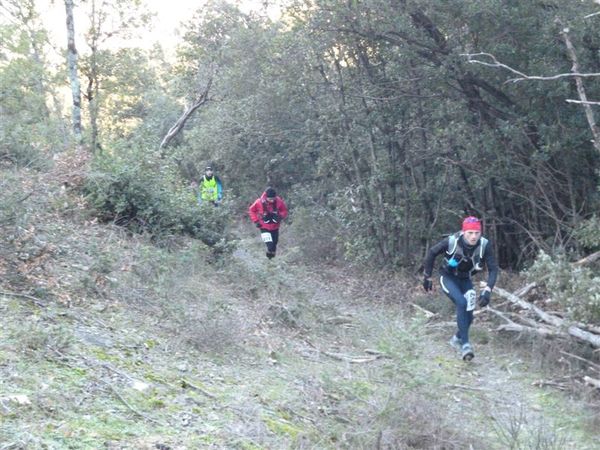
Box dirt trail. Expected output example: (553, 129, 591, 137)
(229, 230, 599, 448)
(1, 220, 597, 449)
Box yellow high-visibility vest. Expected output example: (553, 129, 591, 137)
(201, 176, 219, 201)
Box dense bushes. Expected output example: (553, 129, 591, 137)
(526, 251, 600, 324)
(83, 147, 230, 247)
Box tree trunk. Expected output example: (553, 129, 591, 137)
(64, 0, 83, 145)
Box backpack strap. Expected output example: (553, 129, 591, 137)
(446, 232, 462, 256)
(479, 237, 488, 259)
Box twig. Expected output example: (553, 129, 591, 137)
(325, 315, 354, 325)
(424, 321, 456, 329)
(1, 443, 18, 450)
(49, 348, 163, 424)
(566, 99, 600, 106)
(322, 351, 382, 363)
(411, 303, 436, 318)
(445, 383, 492, 392)
(0, 398, 11, 415)
(101, 363, 140, 384)
(559, 350, 600, 372)
(532, 379, 568, 390)
(180, 379, 217, 399)
(0, 289, 47, 307)
(461, 52, 600, 82)
(99, 379, 162, 424)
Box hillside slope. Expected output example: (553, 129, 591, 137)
(0, 165, 598, 449)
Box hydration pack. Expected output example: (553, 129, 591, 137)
(261, 199, 279, 223)
(443, 232, 488, 275)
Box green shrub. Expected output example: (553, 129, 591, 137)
(83, 147, 230, 247)
(0, 171, 28, 228)
(575, 215, 600, 251)
(526, 251, 600, 324)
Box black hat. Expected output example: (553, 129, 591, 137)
(265, 187, 276, 198)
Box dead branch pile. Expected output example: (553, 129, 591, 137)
(486, 275, 600, 389)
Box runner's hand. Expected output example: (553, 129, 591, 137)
(478, 290, 491, 307)
(255, 222, 262, 228)
(423, 277, 433, 292)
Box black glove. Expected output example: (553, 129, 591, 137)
(272, 212, 279, 223)
(478, 290, 491, 307)
(423, 277, 433, 292)
(255, 222, 262, 228)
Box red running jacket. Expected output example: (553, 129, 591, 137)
(248, 192, 288, 231)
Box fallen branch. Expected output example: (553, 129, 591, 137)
(424, 321, 456, 329)
(513, 282, 537, 298)
(50, 348, 163, 424)
(322, 350, 389, 363)
(583, 376, 600, 389)
(573, 250, 600, 267)
(411, 303, 436, 318)
(494, 287, 600, 347)
(532, 379, 568, 390)
(496, 322, 568, 339)
(567, 325, 600, 348)
(494, 287, 563, 327)
(487, 307, 567, 339)
(0, 289, 47, 307)
(559, 350, 600, 373)
(584, 10, 600, 19)
(325, 315, 354, 325)
(99, 379, 162, 424)
(573, 321, 600, 335)
(445, 383, 492, 392)
(180, 379, 217, 399)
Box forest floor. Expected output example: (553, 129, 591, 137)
(1, 164, 599, 449)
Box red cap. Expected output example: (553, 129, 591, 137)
(462, 216, 482, 232)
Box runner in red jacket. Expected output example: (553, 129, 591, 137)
(248, 187, 288, 259)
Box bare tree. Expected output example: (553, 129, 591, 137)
(462, 20, 600, 154)
(159, 76, 213, 150)
(64, 0, 83, 145)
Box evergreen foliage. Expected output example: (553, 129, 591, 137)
(1, 0, 599, 270)
(83, 146, 229, 247)
(527, 251, 600, 323)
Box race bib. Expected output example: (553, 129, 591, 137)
(465, 289, 476, 311)
(261, 232, 273, 243)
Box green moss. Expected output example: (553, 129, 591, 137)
(148, 397, 166, 409)
(144, 339, 158, 349)
(143, 371, 167, 383)
(262, 415, 303, 438)
(91, 348, 118, 362)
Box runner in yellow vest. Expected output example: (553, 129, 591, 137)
(198, 166, 223, 206)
